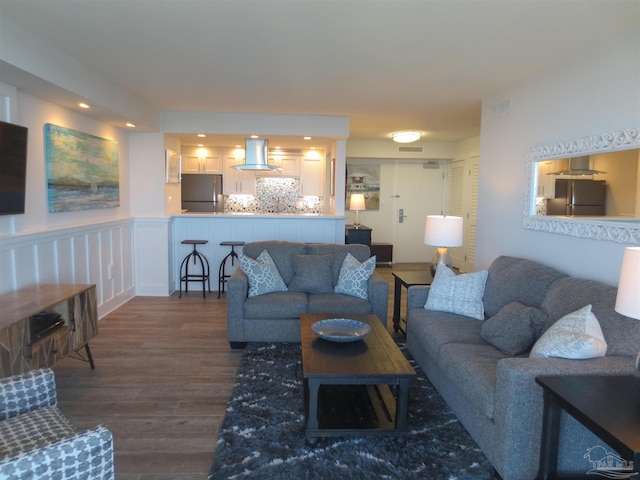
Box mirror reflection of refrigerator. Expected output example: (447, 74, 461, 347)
(546, 179, 605, 216)
(181, 174, 224, 213)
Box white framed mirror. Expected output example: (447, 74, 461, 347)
(523, 127, 640, 244)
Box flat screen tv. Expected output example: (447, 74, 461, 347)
(0, 120, 28, 215)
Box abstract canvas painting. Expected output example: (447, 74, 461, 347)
(45, 124, 119, 213)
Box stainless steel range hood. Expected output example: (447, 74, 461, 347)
(234, 138, 276, 171)
(549, 156, 607, 176)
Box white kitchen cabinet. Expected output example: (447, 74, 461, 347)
(537, 161, 555, 198)
(223, 155, 255, 195)
(267, 155, 300, 176)
(300, 157, 324, 196)
(181, 149, 223, 174)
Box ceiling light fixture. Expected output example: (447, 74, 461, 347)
(126, 122, 136, 128)
(392, 131, 421, 143)
(197, 134, 206, 138)
(304, 136, 312, 140)
(78, 102, 90, 109)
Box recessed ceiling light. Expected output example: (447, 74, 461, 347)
(126, 122, 136, 128)
(250, 135, 259, 139)
(79, 102, 90, 109)
(197, 134, 206, 138)
(392, 131, 422, 143)
(303, 136, 312, 140)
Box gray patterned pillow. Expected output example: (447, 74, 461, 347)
(425, 266, 488, 320)
(334, 253, 376, 299)
(239, 250, 288, 297)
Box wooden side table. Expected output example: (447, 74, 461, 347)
(536, 375, 640, 480)
(391, 270, 433, 333)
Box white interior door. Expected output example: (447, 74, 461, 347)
(392, 162, 444, 263)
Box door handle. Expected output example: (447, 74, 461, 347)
(398, 208, 408, 223)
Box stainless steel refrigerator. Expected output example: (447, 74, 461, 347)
(181, 174, 224, 213)
(546, 179, 606, 216)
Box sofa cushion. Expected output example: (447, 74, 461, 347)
(307, 293, 372, 316)
(425, 266, 488, 320)
(530, 304, 607, 359)
(238, 251, 288, 297)
(483, 256, 567, 318)
(287, 254, 335, 294)
(438, 343, 505, 420)
(243, 291, 309, 319)
(541, 277, 640, 358)
(0, 406, 76, 456)
(334, 253, 376, 299)
(481, 302, 547, 356)
(407, 308, 487, 361)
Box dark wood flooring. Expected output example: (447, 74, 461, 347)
(52, 263, 427, 479)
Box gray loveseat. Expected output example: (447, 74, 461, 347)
(406, 256, 639, 480)
(227, 240, 388, 347)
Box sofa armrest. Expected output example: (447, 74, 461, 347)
(0, 368, 57, 421)
(0, 424, 115, 479)
(407, 285, 430, 310)
(492, 355, 635, 478)
(367, 272, 389, 326)
(226, 267, 249, 341)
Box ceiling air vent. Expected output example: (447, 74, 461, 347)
(398, 146, 423, 153)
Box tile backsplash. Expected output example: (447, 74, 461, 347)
(225, 177, 324, 214)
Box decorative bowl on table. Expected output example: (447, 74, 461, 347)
(311, 318, 371, 343)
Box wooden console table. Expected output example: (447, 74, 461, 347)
(0, 284, 98, 378)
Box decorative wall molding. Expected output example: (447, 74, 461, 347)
(523, 127, 640, 244)
(528, 128, 640, 160)
(0, 218, 135, 315)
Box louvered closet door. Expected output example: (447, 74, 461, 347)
(446, 160, 465, 268)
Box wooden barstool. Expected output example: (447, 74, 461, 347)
(218, 241, 245, 298)
(179, 240, 211, 298)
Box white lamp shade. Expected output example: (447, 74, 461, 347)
(350, 193, 366, 211)
(424, 215, 463, 247)
(615, 246, 640, 320)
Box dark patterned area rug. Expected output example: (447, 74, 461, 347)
(209, 342, 496, 480)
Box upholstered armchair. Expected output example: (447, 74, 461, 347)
(0, 368, 114, 479)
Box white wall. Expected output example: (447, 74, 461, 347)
(477, 25, 640, 285)
(0, 90, 135, 312)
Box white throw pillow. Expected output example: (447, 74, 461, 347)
(530, 304, 607, 359)
(238, 250, 288, 297)
(334, 253, 376, 299)
(425, 266, 488, 320)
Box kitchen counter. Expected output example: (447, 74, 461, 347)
(171, 213, 347, 294)
(178, 212, 338, 218)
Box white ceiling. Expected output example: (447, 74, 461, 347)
(1, 0, 638, 147)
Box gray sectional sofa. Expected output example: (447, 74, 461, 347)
(406, 256, 639, 480)
(227, 240, 388, 347)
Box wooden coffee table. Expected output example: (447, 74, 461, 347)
(300, 313, 416, 444)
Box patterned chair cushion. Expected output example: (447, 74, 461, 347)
(0, 406, 76, 457)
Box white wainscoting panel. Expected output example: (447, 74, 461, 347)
(0, 218, 135, 317)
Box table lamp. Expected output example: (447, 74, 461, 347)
(424, 215, 463, 277)
(614, 246, 640, 373)
(350, 193, 366, 228)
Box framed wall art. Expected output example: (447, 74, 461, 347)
(166, 149, 181, 183)
(45, 124, 119, 213)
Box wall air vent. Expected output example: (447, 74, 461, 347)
(486, 98, 511, 119)
(398, 146, 423, 153)
(422, 161, 440, 169)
